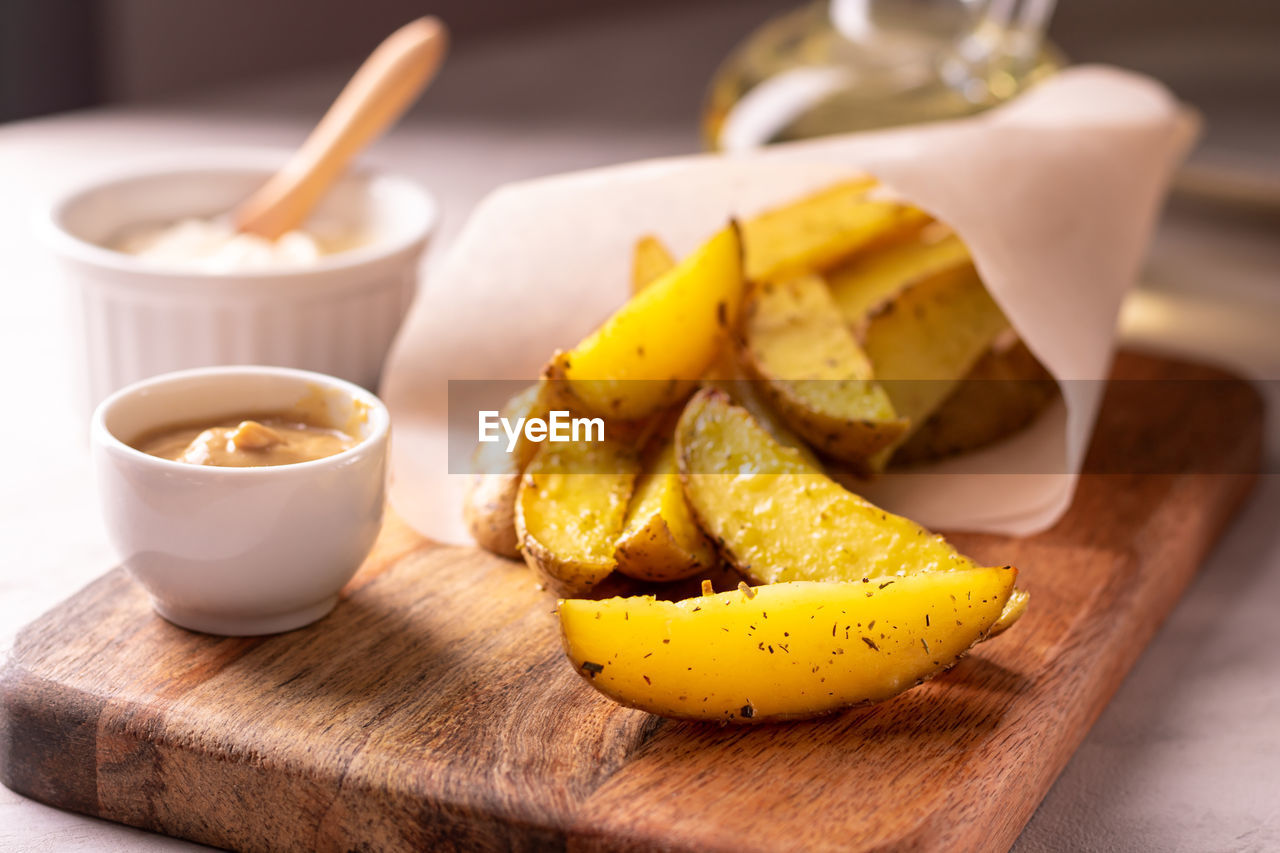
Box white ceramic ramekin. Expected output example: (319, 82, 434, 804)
(42, 149, 437, 411)
(91, 365, 389, 636)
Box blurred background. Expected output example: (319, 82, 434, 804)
(5, 0, 1277, 163)
(5, 0, 1277, 284)
(7, 0, 1274, 267)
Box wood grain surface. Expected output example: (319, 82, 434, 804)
(0, 351, 1264, 852)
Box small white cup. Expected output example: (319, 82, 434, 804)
(41, 149, 437, 412)
(91, 366, 389, 636)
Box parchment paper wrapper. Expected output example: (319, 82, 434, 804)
(382, 66, 1198, 546)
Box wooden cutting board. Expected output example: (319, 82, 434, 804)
(0, 351, 1264, 853)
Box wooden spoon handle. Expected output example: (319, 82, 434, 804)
(234, 17, 448, 240)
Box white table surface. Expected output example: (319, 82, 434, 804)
(2, 5, 1278, 851)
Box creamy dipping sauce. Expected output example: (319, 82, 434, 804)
(111, 218, 365, 272)
(135, 414, 358, 467)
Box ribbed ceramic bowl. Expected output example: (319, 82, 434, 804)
(42, 149, 437, 411)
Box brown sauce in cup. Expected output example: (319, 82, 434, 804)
(134, 414, 357, 467)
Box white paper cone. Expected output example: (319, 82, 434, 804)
(381, 66, 1198, 545)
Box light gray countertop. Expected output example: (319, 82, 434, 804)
(1, 4, 1277, 851)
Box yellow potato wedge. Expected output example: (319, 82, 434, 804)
(741, 275, 907, 464)
(547, 224, 744, 421)
(631, 234, 677, 294)
(613, 232, 733, 582)
(463, 382, 552, 558)
(826, 225, 970, 327)
(559, 567, 1016, 723)
(988, 587, 1029, 638)
(677, 387, 978, 582)
(676, 387, 1029, 633)
(464, 475, 523, 559)
(892, 337, 1058, 466)
(742, 178, 931, 284)
(862, 261, 1012, 431)
(515, 438, 640, 595)
(614, 441, 718, 582)
(702, 371, 822, 468)
(630, 233, 821, 466)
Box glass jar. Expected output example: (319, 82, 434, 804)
(704, 0, 1064, 151)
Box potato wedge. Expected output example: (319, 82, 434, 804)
(702, 371, 822, 468)
(547, 224, 744, 421)
(631, 234, 677, 294)
(464, 475, 523, 559)
(862, 262, 1011, 431)
(742, 275, 907, 464)
(677, 387, 978, 582)
(515, 438, 640, 594)
(892, 337, 1058, 466)
(988, 587, 1029, 638)
(615, 233, 731, 582)
(614, 441, 718, 582)
(463, 382, 552, 558)
(826, 225, 970, 327)
(742, 178, 930, 284)
(630, 233, 822, 466)
(559, 567, 1016, 723)
(676, 387, 1029, 632)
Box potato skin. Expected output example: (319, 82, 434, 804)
(463, 383, 551, 559)
(614, 516, 714, 582)
(514, 439, 639, 596)
(462, 473, 522, 559)
(518, 521, 607, 597)
(613, 441, 716, 582)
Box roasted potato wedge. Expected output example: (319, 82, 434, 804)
(464, 475, 523, 559)
(676, 388, 1028, 631)
(742, 275, 907, 464)
(630, 233, 823, 466)
(702, 370, 822, 468)
(988, 587, 1029, 638)
(862, 261, 1012, 433)
(614, 441, 718, 582)
(677, 387, 979, 583)
(547, 224, 744, 421)
(614, 235, 728, 582)
(515, 438, 639, 595)
(826, 225, 970, 327)
(742, 178, 930, 284)
(463, 383, 552, 558)
(892, 337, 1058, 466)
(559, 567, 1016, 723)
(631, 234, 677, 294)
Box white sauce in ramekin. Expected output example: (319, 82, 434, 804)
(113, 218, 355, 272)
